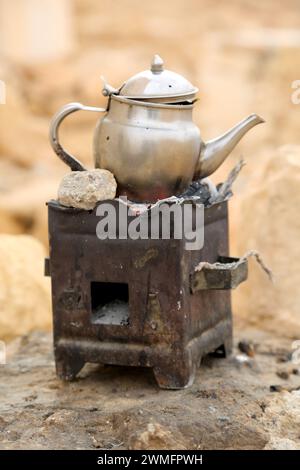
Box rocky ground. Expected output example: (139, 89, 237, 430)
(1, 328, 299, 450)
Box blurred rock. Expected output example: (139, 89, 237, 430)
(0, 82, 50, 168)
(0, 208, 23, 235)
(0, 176, 60, 246)
(264, 437, 300, 450)
(0, 235, 51, 340)
(262, 391, 300, 449)
(0, 0, 74, 64)
(238, 340, 256, 357)
(232, 146, 300, 337)
(58, 169, 117, 209)
(130, 422, 187, 450)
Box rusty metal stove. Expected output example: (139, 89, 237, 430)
(46, 198, 247, 389)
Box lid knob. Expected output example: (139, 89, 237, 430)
(151, 54, 164, 74)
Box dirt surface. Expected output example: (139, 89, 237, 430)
(1, 328, 299, 450)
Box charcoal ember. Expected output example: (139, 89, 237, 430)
(180, 180, 212, 205)
(238, 340, 256, 357)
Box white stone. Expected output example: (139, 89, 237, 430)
(58, 169, 117, 210)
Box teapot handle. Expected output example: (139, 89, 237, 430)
(49, 102, 106, 171)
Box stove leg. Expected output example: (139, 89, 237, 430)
(55, 351, 85, 381)
(153, 355, 198, 390)
(223, 336, 233, 357)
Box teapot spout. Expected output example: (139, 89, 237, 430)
(194, 113, 265, 179)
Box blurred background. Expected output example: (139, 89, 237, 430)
(0, 0, 299, 340)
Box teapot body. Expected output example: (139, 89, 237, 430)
(49, 55, 264, 202)
(93, 95, 201, 201)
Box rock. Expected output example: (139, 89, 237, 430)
(238, 340, 256, 357)
(0, 79, 50, 168)
(262, 391, 300, 449)
(232, 146, 300, 338)
(0, 175, 61, 246)
(45, 410, 74, 428)
(276, 370, 290, 380)
(58, 169, 117, 210)
(0, 235, 51, 340)
(0, 0, 74, 64)
(0, 207, 23, 235)
(129, 422, 187, 450)
(264, 437, 300, 450)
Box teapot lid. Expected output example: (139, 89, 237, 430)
(104, 55, 198, 103)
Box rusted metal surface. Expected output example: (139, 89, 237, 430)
(190, 256, 248, 292)
(47, 199, 246, 389)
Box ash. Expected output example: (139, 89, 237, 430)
(180, 159, 245, 206)
(180, 178, 218, 206)
(93, 299, 129, 326)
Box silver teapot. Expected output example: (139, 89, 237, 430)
(50, 55, 264, 202)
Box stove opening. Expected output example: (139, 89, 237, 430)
(90, 282, 129, 326)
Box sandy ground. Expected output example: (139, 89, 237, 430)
(1, 328, 299, 450)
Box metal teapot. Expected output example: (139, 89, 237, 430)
(50, 55, 264, 202)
